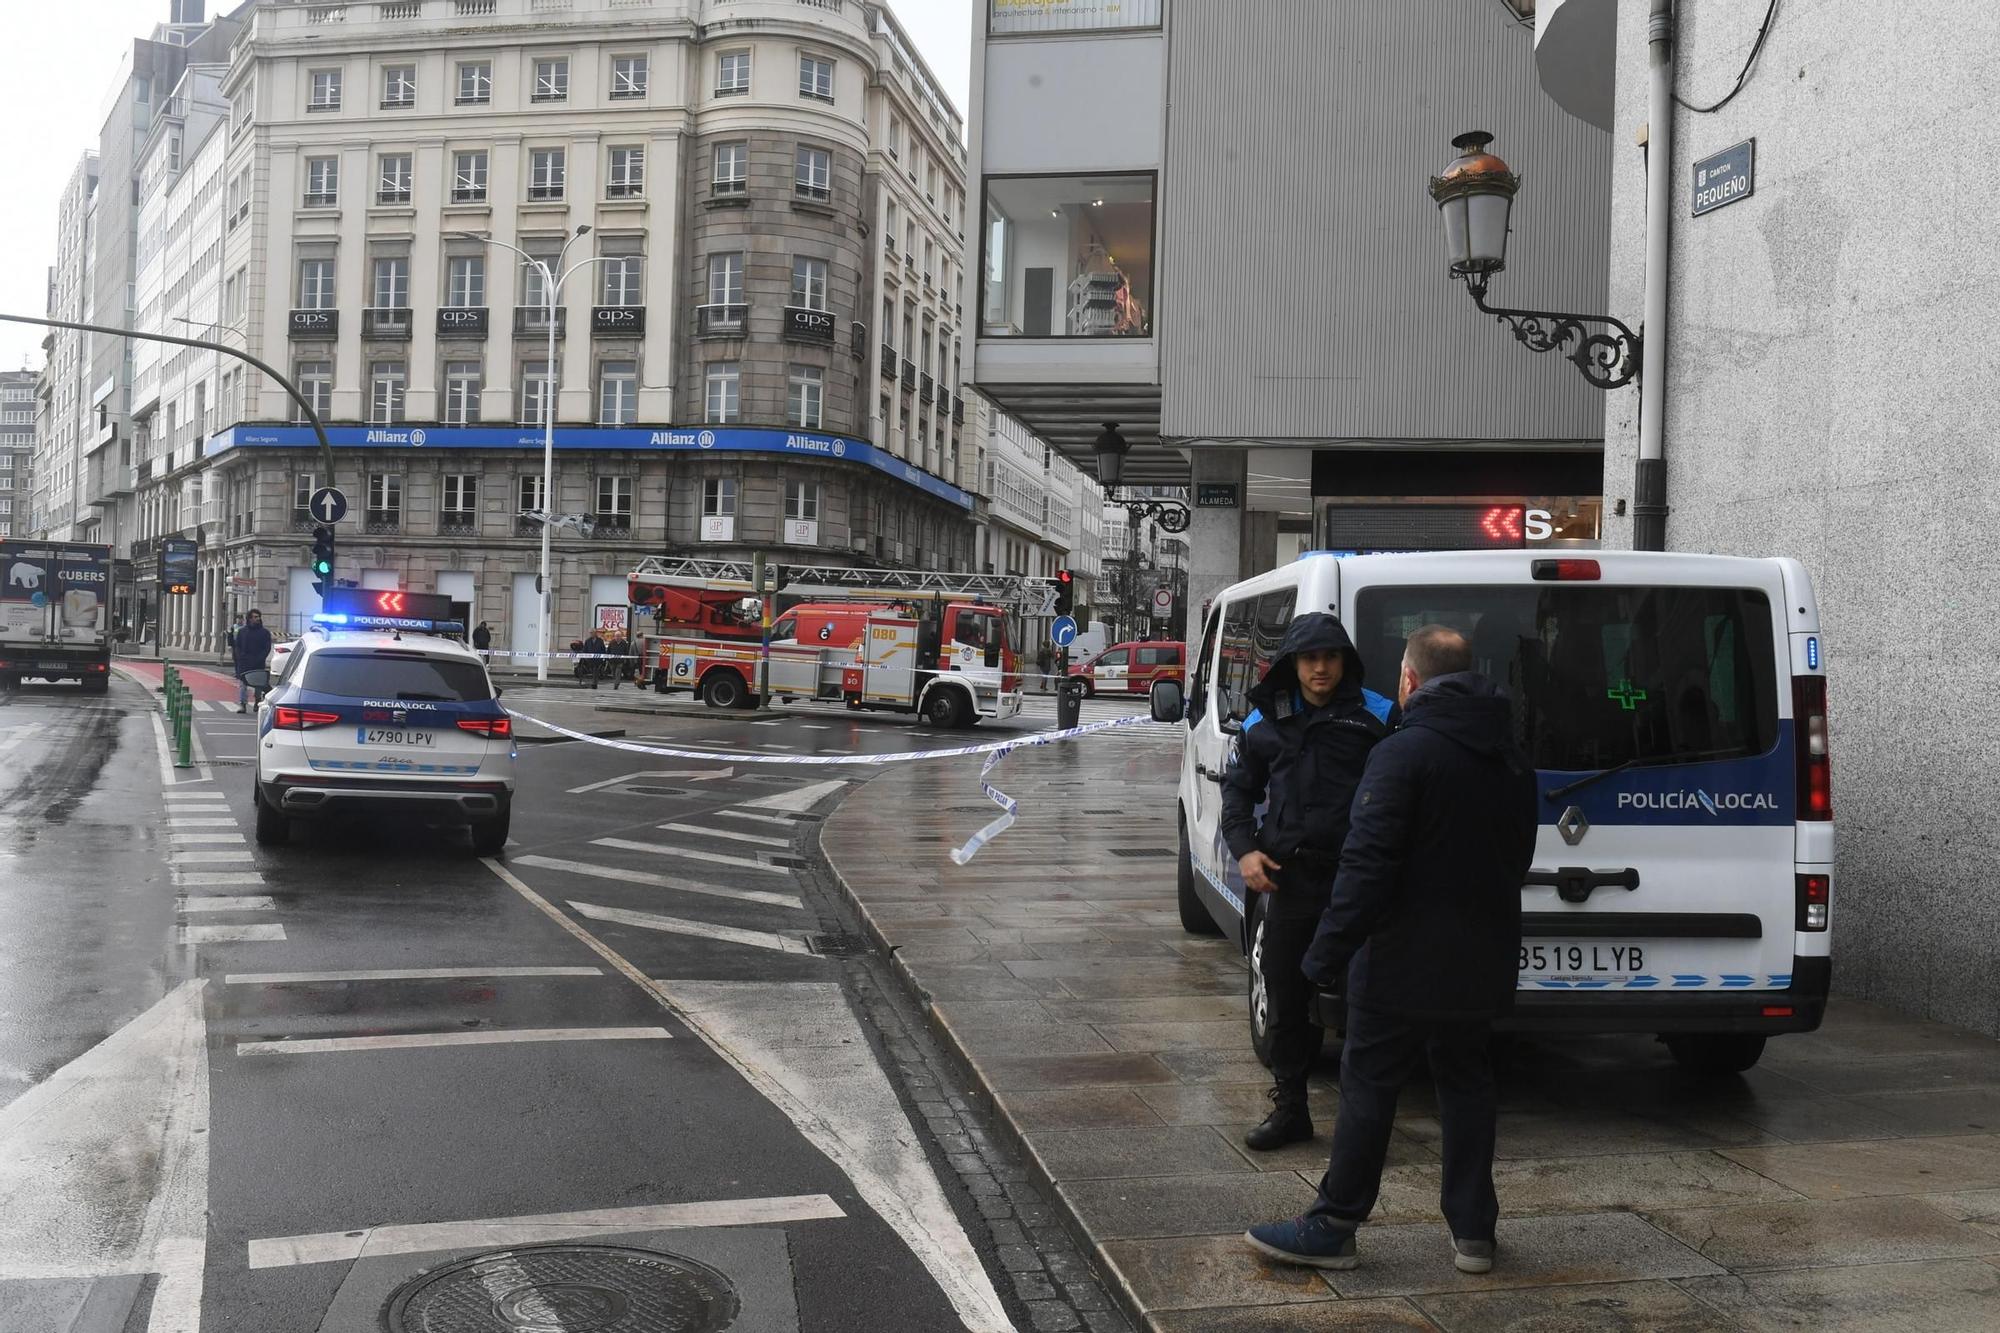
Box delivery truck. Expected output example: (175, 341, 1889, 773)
(0, 540, 114, 692)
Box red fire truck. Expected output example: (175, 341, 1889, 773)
(626, 557, 1057, 728)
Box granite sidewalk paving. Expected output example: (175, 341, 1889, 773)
(818, 718, 2000, 1331)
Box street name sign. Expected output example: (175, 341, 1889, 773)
(1692, 139, 1755, 217)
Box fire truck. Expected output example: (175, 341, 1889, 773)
(626, 557, 1057, 728)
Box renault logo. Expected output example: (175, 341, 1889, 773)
(1558, 805, 1589, 846)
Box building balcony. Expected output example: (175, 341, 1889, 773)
(363, 307, 413, 339)
(919, 373, 934, 404)
(437, 516, 480, 537)
(696, 304, 748, 337)
(364, 510, 401, 534)
(513, 308, 567, 338)
(880, 344, 897, 377)
(901, 359, 916, 391)
(593, 514, 633, 536)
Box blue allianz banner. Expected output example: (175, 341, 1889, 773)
(204, 424, 973, 510)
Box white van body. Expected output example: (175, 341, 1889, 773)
(1167, 551, 1832, 1073)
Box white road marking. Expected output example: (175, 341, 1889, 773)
(513, 855, 804, 909)
(798, 724, 831, 730)
(741, 778, 848, 813)
(657, 822, 789, 849)
(247, 1194, 845, 1269)
(177, 896, 275, 913)
(568, 901, 815, 955)
(225, 966, 604, 984)
(589, 837, 789, 874)
(0, 980, 210, 1330)
(163, 791, 226, 802)
(167, 818, 238, 828)
(759, 744, 799, 751)
(168, 851, 256, 864)
(566, 766, 735, 795)
(752, 720, 782, 726)
(237, 1026, 669, 1057)
(172, 872, 264, 888)
(714, 810, 801, 827)
(180, 924, 286, 944)
(168, 832, 246, 845)
(663, 981, 1017, 1333)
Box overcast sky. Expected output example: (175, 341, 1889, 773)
(0, 0, 974, 375)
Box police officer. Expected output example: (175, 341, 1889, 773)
(1220, 613, 1396, 1151)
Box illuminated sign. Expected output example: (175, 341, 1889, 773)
(1319, 505, 1530, 553)
(316, 587, 464, 633)
(160, 537, 199, 596)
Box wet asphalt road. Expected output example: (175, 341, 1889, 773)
(0, 670, 1146, 1333)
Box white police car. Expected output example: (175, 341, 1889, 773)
(253, 590, 515, 853)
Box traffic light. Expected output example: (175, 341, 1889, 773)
(1054, 568, 1075, 616)
(310, 525, 336, 597)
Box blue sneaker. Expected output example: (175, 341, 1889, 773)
(1243, 1215, 1358, 1270)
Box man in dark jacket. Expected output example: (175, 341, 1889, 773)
(472, 621, 492, 653)
(581, 631, 607, 689)
(231, 609, 274, 714)
(1220, 612, 1397, 1150)
(1246, 625, 1537, 1276)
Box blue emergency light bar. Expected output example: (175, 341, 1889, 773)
(314, 588, 465, 635)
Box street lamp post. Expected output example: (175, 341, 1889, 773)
(1092, 422, 1192, 534)
(451, 224, 599, 682)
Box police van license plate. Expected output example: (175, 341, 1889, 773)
(359, 728, 434, 747)
(1519, 942, 1645, 983)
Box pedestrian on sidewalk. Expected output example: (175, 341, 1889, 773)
(472, 621, 492, 654)
(1245, 625, 1536, 1277)
(608, 632, 630, 689)
(231, 609, 274, 714)
(1220, 612, 1397, 1152)
(581, 630, 607, 689)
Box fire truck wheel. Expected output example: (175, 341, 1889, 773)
(922, 688, 968, 729)
(702, 670, 751, 710)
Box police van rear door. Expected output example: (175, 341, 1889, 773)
(297, 649, 509, 780)
(1346, 555, 1797, 995)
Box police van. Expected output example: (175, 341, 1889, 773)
(1152, 551, 1832, 1075)
(254, 589, 516, 854)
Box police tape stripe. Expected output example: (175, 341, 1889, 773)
(506, 711, 1161, 862)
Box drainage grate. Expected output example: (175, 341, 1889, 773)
(807, 932, 873, 957)
(1108, 847, 1174, 859)
(763, 854, 808, 870)
(382, 1242, 740, 1333)
(1082, 809, 1124, 815)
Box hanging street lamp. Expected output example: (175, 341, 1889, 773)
(1093, 422, 1191, 534)
(1430, 131, 1640, 390)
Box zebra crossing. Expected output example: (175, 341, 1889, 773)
(164, 787, 286, 944)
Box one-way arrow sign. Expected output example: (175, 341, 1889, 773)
(309, 486, 348, 524)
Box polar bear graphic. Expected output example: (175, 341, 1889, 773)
(6, 561, 44, 590)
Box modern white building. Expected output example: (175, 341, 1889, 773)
(963, 0, 1613, 621)
(1531, 0, 2000, 1034)
(141, 0, 979, 655)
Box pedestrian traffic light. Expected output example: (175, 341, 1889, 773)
(1054, 568, 1075, 616)
(310, 525, 336, 597)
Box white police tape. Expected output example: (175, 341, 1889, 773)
(476, 650, 629, 661)
(506, 710, 1159, 862)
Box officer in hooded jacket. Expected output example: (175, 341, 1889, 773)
(1220, 612, 1397, 1150)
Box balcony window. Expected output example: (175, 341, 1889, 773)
(372, 256, 410, 310)
(790, 257, 828, 312)
(595, 475, 633, 526)
(611, 55, 649, 99)
(456, 61, 491, 106)
(597, 362, 637, 426)
(297, 259, 337, 310)
(798, 53, 834, 102)
(452, 150, 488, 202)
(369, 362, 407, 424)
(786, 366, 823, 430)
(519, 361, 554, 426)
(444, 361, 482, 424)
(293, 365, 332, 423)
(981, 173, 1155, 338)
(381, 65, 415, 109)
(713, 142, 748, 196)
(794, 147, 831, 202)
(303, 157, 338, 208)
(366, 473, 402, 528)
(601, 254, 644, 307)
(716, 50, 749, 96)
(532, 57, 569, 103)
(377, 153, 412, 204)
(529, 148, 566, 201)
(446, 255, 486, 308)
(441, 473, 478, 534)
(308, 68, 342, 112)
(606, 146, 644, 199)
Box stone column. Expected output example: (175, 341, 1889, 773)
(1185, 446, 1246, 629)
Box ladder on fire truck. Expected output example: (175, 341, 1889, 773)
(628, 555, 1061, 616)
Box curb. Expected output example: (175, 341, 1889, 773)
(813, 819, 1157, 1333)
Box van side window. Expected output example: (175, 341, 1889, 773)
(1190, 606, 1222, 721)
(1216, 591, 1294, 721)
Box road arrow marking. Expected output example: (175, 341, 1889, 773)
(567, 901, 814, 955)
(567, 766, 736, 795)
(589, 837, 789, 874)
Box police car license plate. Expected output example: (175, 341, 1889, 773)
(359, 728, 434, 747)
(1519, 942, 1645, 982)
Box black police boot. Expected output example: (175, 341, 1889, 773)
(1244, 1086, 1313, 1151)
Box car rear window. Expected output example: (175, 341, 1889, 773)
(1353, 585, 1779, 771)
(301, 650, 493, 701)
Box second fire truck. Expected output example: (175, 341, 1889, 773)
(626, 557, 1058, 728)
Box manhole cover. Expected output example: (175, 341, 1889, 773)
(382, 1243, 740, 1333)
(807, 932, 872, 957)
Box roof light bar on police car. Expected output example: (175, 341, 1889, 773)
(312, 588, 467, 636)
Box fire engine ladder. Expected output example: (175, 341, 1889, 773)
(628, 556, 1060, 615)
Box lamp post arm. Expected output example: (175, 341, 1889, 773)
(0, 310, 335, 486)
(1462, 277, 1642, 391)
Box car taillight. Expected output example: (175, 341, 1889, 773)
(1531, 559, 1601, 581)
(457, 717, 512, 738)
(1797, 872, 1830, 932)
(1793, 676, 1832, 821)
(272, 706, 340, 730)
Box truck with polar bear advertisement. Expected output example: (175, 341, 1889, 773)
(0, 540, 114, 691)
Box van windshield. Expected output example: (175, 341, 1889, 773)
(1352, 585, 1779, 771)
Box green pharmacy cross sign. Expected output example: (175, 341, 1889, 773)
(1607, 679, 1649, 711)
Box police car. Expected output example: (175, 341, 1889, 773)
(253, 589, 515, 854)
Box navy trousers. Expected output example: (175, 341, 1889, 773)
(1307, 1004, 1500, 1242)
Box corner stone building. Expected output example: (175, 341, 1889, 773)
(159, 0, 971, 655)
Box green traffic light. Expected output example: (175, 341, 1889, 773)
(312, 559, 332, 576)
